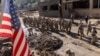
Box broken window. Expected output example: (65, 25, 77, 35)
(93, 0, 100, 8)
(65, 4, 68, 10)
(42, 6, 47, 11)
(73, 0, 89, 9)
(50, 4, 58, 10)
(93, 0, 98, 8)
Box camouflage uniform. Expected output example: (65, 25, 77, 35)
(63, 20, 67, 32)
(28, 28, 33, 36)
(87, 22, 92, 35)
(65, 21, 68, 33)
(67, 20, 72, 33)
(78, 23, 85, 39)
(41, 23, 45, 32)
(91, 27, 97, 44)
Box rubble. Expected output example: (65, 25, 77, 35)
(0, 39, 12, 56)
(0, 32, 63, 56)
(29, 32, 63, 51)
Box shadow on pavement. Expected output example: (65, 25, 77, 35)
(62, 32, 100, 48)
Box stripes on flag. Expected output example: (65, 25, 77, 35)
(0, 0, 30, 56)
(0, 13, 12, 38)
(12, 29, 30, 56)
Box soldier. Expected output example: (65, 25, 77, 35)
(91, 27, 97, 44)
(47, 19, 51, 31)
(78, 23, 85, 39)
(52, 21, 55, 32)
(45, 19, 49, 31)
(67, 20, 72, 33)
(57, 20, 60, 31)
(59, 19, 63, 31)
(85, 15, 89, 24)
(33, 18, 36, 28)
(43, 22, 47, 32)
(45, 19, 48, 31)
(63, 20, 67, 32)
(50, 20, 54, 32)
(31, 19, 34, 28)
(56, 21, 59, 32)
(53, 21, 57, 32)
(70, 14, 74, 23)
(65, 21, 68, 33)
(87, 21, 92, 35)
(61, 20, 64, 31)
(28, 27, 33, 36)
(39, 18, 42, 30)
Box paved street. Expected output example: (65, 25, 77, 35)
(52, 29, 100, 56)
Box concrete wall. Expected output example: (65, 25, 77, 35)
(74, 8, 100, 18)
(90, 9, 100, 18)
(74, 9, 89, 16)
(73, 0, 100, 18)
(39, 0, 100, 18)
(39, 10, 69, 18)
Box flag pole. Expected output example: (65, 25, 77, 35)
(0, 0, 6, 26)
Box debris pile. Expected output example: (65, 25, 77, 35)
(0, 39, 12, 56)
(0, 32, 63, 56)
(29, 32, 63, 51)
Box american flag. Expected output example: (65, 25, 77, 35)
(0, 0, 30, 56)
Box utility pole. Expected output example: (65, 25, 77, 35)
(0, 0, 6, 26)
(59, 0, 64, 19)
(59, 0, 64, 31)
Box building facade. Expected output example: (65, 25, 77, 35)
(39, 0, 100, 18)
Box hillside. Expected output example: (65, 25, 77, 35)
(14, 0, 40, 10)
